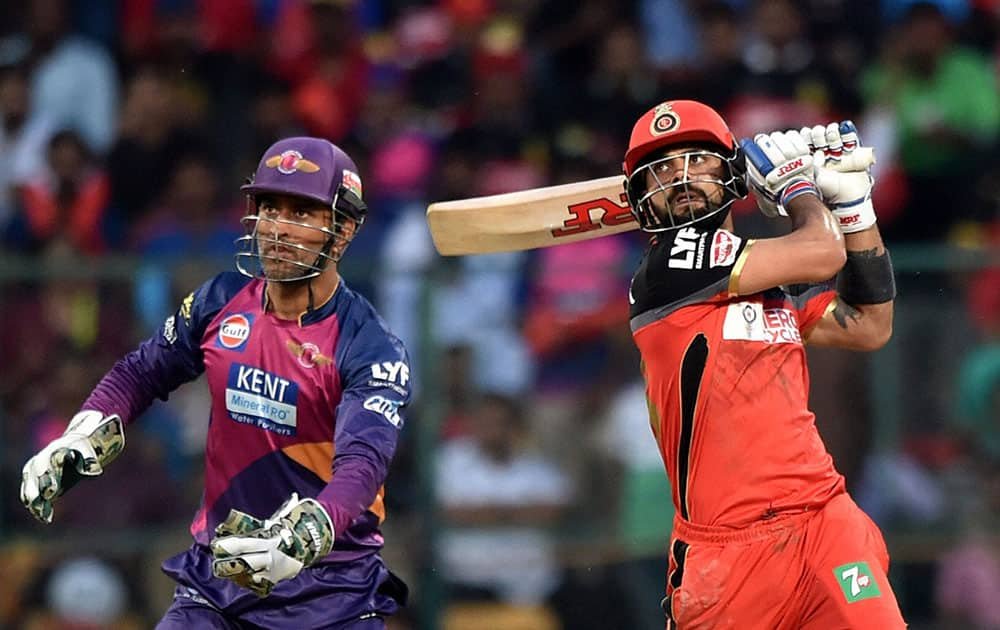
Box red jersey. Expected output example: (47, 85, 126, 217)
(629, 226, 843, 528)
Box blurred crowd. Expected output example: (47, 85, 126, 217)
(0, 0, 998, 628)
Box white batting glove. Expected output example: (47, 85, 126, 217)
(801, 121, 878, 233)
(20, 410, 125, 524)
(211, 493, 335, 597)
(739, 131, 819, 218)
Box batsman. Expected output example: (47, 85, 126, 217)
(20, 138, 410, 628)
(623, 100, 905, 629)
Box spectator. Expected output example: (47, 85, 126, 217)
(861, 1, 1000, 242)
(12, 129, 110, 255)
(106, 67, 206, 228)
(128, 152, 241, 264)
(1, 0, 119, 153)
(934, 344, 1000, 628)
(0, 63, 54, 234)
(435, 392, 573, 605)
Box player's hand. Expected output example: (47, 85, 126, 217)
(210, 493, 334, 597)
(214, 508, 266, 538)
(739, 130, 819, 218)
(20, 410, 125, 524)
(801, 121, 877, 233)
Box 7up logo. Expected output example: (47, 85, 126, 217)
(835, 562, 881, 603)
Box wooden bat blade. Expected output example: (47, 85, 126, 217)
(426, 176, 638, 255)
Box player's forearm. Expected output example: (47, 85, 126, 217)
(843, 223, 886, 256)
(319, 430, 395, 535)
(837, 225, 895, 347)
(784, 194, 847, 276)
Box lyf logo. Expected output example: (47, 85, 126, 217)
(668, 227, 702, 269)
(551, 193, 635, 238)
(371, 361, 410, 386)
(218, 314, 251, 349)
(776, 158, 804, 177)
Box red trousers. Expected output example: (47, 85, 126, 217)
(663, 494, 906, 629)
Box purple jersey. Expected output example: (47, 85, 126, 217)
(83, 271, 411, 564)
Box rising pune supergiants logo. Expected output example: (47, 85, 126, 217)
(265, 150, 321, 174)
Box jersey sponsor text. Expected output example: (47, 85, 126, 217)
(225, 363, 299, 435)
(722, 302, 803, 344)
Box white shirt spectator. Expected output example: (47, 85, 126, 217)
(436, 437, 573, 604)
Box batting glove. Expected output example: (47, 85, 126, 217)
(801, 121, 877, 233)
(740, 130, 819, 218)
(20, 410, 125, 524)
(210, 493, 334, 597)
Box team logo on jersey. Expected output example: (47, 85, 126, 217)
(225, 363, 299, 436)
(286, 340, 332, 368)
(835, 562, 881, 603)
(217, 313, 253, 350)
(650, 103, 680, 136)
(710, 230, 741, 267)
(723, 301, 802, 344)
(265, 150, 321, 175)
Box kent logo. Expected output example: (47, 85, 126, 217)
(834, 562, 881, 603)
(225, 363, 299, 436)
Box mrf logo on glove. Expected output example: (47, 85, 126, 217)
(776, 158, 806, 178)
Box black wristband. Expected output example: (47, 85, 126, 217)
(837, 249, 896, 304)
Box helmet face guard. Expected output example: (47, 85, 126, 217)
(623, 101, 748, 233)
(235, 186, 367, 282)
(234, 138, 367, 282)
(625, 146, 746, 232)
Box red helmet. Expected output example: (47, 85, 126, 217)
(623, 100, 737, 176)
(622, 101, 747, 232)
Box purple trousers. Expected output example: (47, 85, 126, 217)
(156, 544, 407, 629)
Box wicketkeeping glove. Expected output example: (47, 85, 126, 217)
(210, 493, 334, 597)
(801, 121, 877, 233)
(739, 130, 819, 218)
(20, 410, 125, 524)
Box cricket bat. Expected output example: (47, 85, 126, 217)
(426, 176, 638, 255)
(426, 147, 876, 256)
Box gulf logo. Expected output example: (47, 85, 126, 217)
(218, 313, 252, 350)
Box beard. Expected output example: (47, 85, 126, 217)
(665, 187, 720, 222)
(258, 241, 320, 281)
